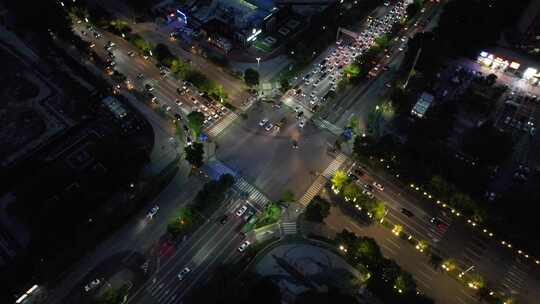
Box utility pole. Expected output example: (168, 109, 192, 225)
(403, 47, 422, 89)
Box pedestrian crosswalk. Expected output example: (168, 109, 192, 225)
(312, 116, 342, 135)
(203, 158, 270, 210)
(322, 152, 347, 178)
(281, 222, 298, 235)
(205, 112, 238, 137)
(500, 261, 528, 296)
(298, 152, 347, 206)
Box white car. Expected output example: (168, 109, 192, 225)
(236, 205, 248, 217)
(259, 118, 269, 127)
(177, 267, 191, 281)
(147, 205, 159, 219)
(238, 240, 251, 252)
(299, 120, 305, 128)
(372, 182, 384, 191)
(265, 123, 274, 131)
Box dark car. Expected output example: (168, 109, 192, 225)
(401, 208, 414, 217)
(353, 168, 364, 176)
(348, 173, 359, 181)
(430, 217, 446, 230)
(220, 215, 229, 224)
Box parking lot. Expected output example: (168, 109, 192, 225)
(214, 102, 337, 201)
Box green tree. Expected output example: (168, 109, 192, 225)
(304, 197, 331, 222)
(367, 199, 386, 221)
(129, 34, 152, 54)
(193, 174, 235, 211)
(355, 237, 383, 265)
(185, 142, 204, 168)
(170, 59, 190, 77)
(394, 272, 417, 294)
(187, 111, 205, 137)
(244, 68, 259, 87)
(343, 182, 361, 201)
(374, 34, 390, 49)
(154, 43, 175, 66)
(406, 1, 423, 18)
(331, 170, 348, 191)
(167, 207, 195, 237)
(279, 77, 290, 93)
(343, 64, 360, 79)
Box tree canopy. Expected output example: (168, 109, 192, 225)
(244, 68, 260, 87)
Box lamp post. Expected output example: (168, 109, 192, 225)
(255, 57, 261, 98)
(458, 265, 475, 278)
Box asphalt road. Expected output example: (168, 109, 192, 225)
(74, 23, 233, 135)
(126, 198, 249, 304)
(214, 101, 337, 201)
(341, 162, 540, 304)
(322, 206, 478, 304)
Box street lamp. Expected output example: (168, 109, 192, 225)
(458, 265, 475, 278)
(256, 57, 261, 67)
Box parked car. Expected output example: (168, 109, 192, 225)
(401, 208, 414, 217)
(372, 182, 384, 191)
(238, 240, 251, 252)
(259, 118, 269, 127)
(177, 267, 191, 281)
(236, 205, 248, 217)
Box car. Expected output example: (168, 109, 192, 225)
(296, 111, 304, 119)
(259, 118, 269, 127)
(362, 189, 374, 199)
(145, 84, 154, 92)
(89, 43, 95, 48)
(292, 140, 299, 149)
(298, 120, 305, 128)
(363, 184, 373, 192)
(265, 123, 274, 131)
(401, 208, 414, 217)
(372, 182, 384, 191)
(174, 113, 182, 121)
(348, 173, 359, 181)
(175, 99, 182, 106)
(353, 168, 364, 176)
(294, 106, 301, 113)
(151, 96, 158, 104)
(238, 240, 251, 252)
(177, 267, 191, 281)
(165, 105, 172, 112)
(430, 217, 447, 230)
(128, 51, 135, 57)
(236, 205, 248, 217)
(147, 205, 159, 219)
(137, 73, 144, 79)
(220, 215, 229, 224)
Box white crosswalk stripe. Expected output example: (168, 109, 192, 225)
(281, 222, 297, 235)
(312, 116, 342, 135)
(298, 153, 347, 206)
(500, 262, 528, 294)
(205, 112, 239, 137)
(203, 158, 270, 210)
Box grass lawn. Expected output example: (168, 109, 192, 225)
(254, 39, 273, 53)
(255, 203, 282, 228)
